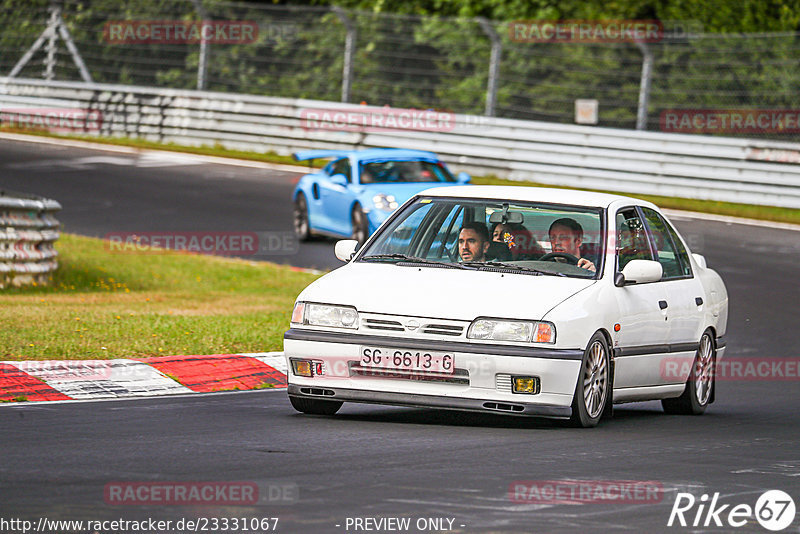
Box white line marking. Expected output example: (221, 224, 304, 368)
(0, 132, 307, 172)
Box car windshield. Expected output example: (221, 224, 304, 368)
(359, 160, 455, 184)
(358, 197, 604, 278)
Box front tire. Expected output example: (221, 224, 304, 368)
(569, 333, 610, 428)
(351, 205, 369, 244)
(289, 395, 343, 415)
(294, 193, 311, 241)
(662, 330, 715, 415)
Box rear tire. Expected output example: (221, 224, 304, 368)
(569, 332, 610, 428)
(294, 193, 311, 241)
(289, 395, 343, 415)
(662, 330, 715, 415)
(351, 205, 369, 244)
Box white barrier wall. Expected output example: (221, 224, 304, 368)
(2, 77, 800, 209)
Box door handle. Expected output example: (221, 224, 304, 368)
(658, 300, 668, 310)
(695, 297, 703, 306)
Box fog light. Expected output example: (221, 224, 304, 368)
(292, 359, 312, 377)
(513, 376, 540, 394)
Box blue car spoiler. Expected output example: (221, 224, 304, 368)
(293, 150, 352, 162)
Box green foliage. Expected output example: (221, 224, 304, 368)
(1, 0, 799, 137)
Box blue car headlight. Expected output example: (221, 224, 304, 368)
(373, 193, 399, 211)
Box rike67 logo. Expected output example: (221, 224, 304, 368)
(668, 490, 796, 531)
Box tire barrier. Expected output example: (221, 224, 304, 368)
(0, 190, 60, 288)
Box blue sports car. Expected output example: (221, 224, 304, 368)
(292, 148, 470, 243)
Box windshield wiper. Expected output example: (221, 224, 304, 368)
(361, 254, 473, 269)
(360, 253, 413, 261)
(462, 261, 567, 277)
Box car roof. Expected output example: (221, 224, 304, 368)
(417, 185, 652, 209)
(294, 148, 439, 162)
(356, 148, 438, 160)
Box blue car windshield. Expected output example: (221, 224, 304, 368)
(359, 160, 455, 184)
(358, 197, 604, 279)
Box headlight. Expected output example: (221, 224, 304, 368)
(292, 302, 359, 329)
(467, 318, 556, 343)
(373, 193, 399, 211)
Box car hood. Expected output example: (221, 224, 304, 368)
(355, 182, 462, 209)
(297, 262, 595, 321)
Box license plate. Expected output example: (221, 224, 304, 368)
(359, 346, 455, 375)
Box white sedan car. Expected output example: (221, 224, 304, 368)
(284, 186, 728, 427)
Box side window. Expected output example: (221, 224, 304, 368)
(428, 205, 464, 260)
(331, 158, 351, 182)
(642, 208, 692, 278)
(616, 208, 653, 271)
(665, 220, 693, 277)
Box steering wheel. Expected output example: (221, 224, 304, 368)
(539, 252, 579, 265)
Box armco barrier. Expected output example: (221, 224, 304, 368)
(2, 77, 800, 209)
(0, 190, 60, 288)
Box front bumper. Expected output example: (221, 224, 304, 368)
(284, 328, 583, 418)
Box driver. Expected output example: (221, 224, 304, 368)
(458, 222, 490, 263)
(548, 218, 596, 272)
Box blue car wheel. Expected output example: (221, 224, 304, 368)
(294, 192, 311, 241)
(351, 205, 369, 244)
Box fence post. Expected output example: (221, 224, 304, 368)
(44, 2, 58, 80)
(333, 7, 356, 103)
(9, 0, 92, 82)
(477, 17, 501, 117)
(635, 41, 653, 130)
(191, 0, 209, 91)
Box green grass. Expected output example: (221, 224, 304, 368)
(0, 234, 321, 360)
(0, 396, 28, 402)
(3, 125, 797, 224)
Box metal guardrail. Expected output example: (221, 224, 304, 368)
(0, 189, 60, 288)
(2, 77, 800, 209)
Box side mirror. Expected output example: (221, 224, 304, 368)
(692, 253, 707, 269)
(456, 171, 471, 184)
(334, 239, 359, 262)
(330, 173, 348, 187)
(619, 259, 663, 285)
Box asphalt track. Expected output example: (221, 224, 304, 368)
(2, 136, 800, 533)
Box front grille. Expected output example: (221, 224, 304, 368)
(363, 318, 404, 332)
(421, 324, 463, 336)
(359, 313, 468, 338)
